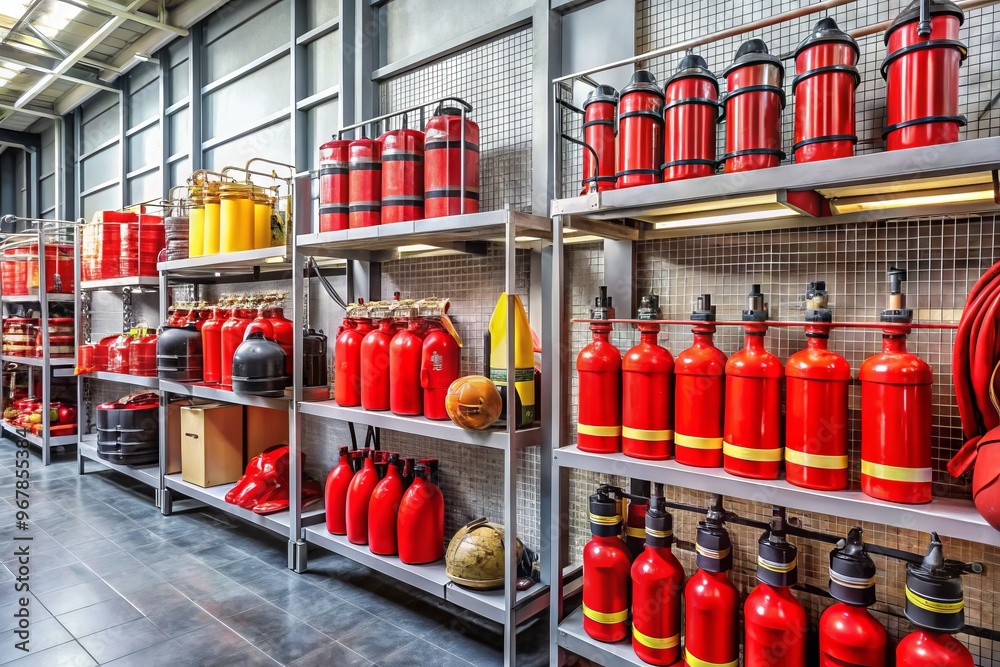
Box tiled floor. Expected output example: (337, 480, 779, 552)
(0, 443, 549, 666)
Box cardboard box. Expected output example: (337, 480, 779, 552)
(180, 403, 244, 487)
(166, 398, 211, 474)
(245, 405, 290, 464)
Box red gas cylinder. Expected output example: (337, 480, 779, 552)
(380, 128, 424, 224)
(576, 288, 622, 454)
(724, 286, 783, 479)
(324, 446, 353, 535)
(617, 70, 663, 189)
(360, 306, 394, 411)
(221, 303, 253, 388)
(622, 323, 673, 460)
(723, 39, 785, 173)
(390, 308, 425, 416)
(266, 304, 294, 375)
(792, 18, 860, 163)
(420, 321, 461, 420)
(897, 533, 973, 667)
(424, 105, 480, 218)
(582, 488, 631, 643)
(630, 500, 684, 666)
(674, 295, 727, 468)
(346, 450, 379, 545)
(861, 268, 932, 504)
(744, 517, 807, 667)
(368, 454, 404, 556)
(397, 464, 445, 564)
(662, 53, 720, 182)
(581, 85, 618, 192)
(335, 305, 369, 407)
(26, 243, 75, 294)
(319, 139, 350, 232)
(201, 304, 230, 385)
(348, 137, 382, 228)
(684, 503, 740, 667)
(820, 528, 887, 667)
(625, 500, 647, 560)
(785, 281, 851, 491)
(882, 0, 967, 151)
(129, 334, 158, 376)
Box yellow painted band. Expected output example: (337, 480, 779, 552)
(622, 426, 674, 441)
(723, 442, 783, 462)
(675, 434, 723, 450)
(625, 526, 645, 538)
(632, 626, 680, 650)
(582, 604, 628, 625)
(758, 555, 797, 573)
(861, 460, 933, 483)
(696, 544, 731, 560)
(905, 586, 964, 614)
(645, 527, 672, 539)
(589, 513, 621, 526)
(784, 448, 848, 470)
(683, 650, 739, 667)
(578, 423, 622, 437)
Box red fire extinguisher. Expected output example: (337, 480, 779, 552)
(617, 70, 664, 189)
(582, 85, 618, 192)
(820, 528, 887, 667)
(723, 39, 785, 173)
(724, 285, 784, 479)
(424, 105, 479, 218)
(380, 128, 424, 224)
(882, 0, 967, 152)
(684, 498, 740, 667)
(675, 295, 727, 468)
(631, 495, 684, 666)
(348, 136, 382, 228)
(625, 499, 647, 560)
(744, 509, 807, 667)
(319, 138, 350, 232)
(335, 305, 368, 407)
(368, 453, 404, 556)
(201, 302, 230, 384)
(324, 446, 353, 535)
(785, 281, 851, 491)
(860, 268, 933, 504)
(345, 449, 379, 545)
(577, 287, 622, 454)
(361, 303, 395, 411)
(221, 301, 253, 387)
(622, 321, 673, 461)
(397, 464, 445, 564)
(792, 18, 860, 163)
(582, 486, 631, 643)
(389, 304, 425, 416)
(421, 318, 461, 420)
(266, 301, 294, 375)
(896, 533, 974, 667)
(662, 53, 720, 182)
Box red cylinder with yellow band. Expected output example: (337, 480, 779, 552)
(684, 503, 739, 667)
(631, 500, 684, 666)
(625, 499, 647, 559)
(674, 295, 727, 468)
(724, 286, 783, 479)
(577, 288, 622, 454)
(860, 268, 933, 504)
(785, 281, 851, 491)
(622, 323, 674, 460)
(582, 488, 631, 643)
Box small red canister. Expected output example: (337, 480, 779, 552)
(662, 53, 720, 181)
(319, 139, 351, 232)
(129, 334, 158, 376)
(26, 243, 75, 294)
(617, 70, 664, 189)
(722, 39, 785, 173)
(423, 106, 480, 218)
(581, 84, 619, 192)
(107, 334, 133, 374)
(348, 137, 382, 228)
(380, 128, 425, 224)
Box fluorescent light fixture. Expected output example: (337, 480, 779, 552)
(134, 52, 160, 65)
(264, 256, 285, 264)
(829, 184, 997, 215)
(818, 172, 994, 199)
(653, 203, 802, 230)
(397, 244, 437, 253)
(644, 192, 786, 220)
(564, 234, 604, 244)
(515, 236, 540, 242)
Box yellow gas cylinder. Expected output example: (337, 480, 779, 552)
(487, 293, 536, 428)
(203, 183, 221, 255)
(187, 187, 205, 257)
(219, 183, 253, 253)
(252, 187, 273, 249)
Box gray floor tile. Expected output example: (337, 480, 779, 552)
(77, 617, 169, 664)
(57, 597, 143, 638)
(0, 617, 73, 664)
(242, 570, 321, 602)
(268, 588, 342, 620)
(171, 621, 253, 663)
(189, 543, 248, 568)
(4, 545, 78, 574)
(288, 641, 373, 667)
(146, 553, 211, 582)
(213, 557, 278, 585)
(47, 525, 105, 548)
(305, 599, 379, 640)
(145, 600, 217, 637)
(107, 528, 162, 551)
(28, 562, 97, 595)
(80, 552, 142, 578)
(127, 541, 185, 565)
(101, 639, 196, 667)
(101, 567, 164, 595)
(224, 602, 302, 643)
(424, 622, 504, 667)
(168, 529, 229, 551)
(377, 638, 475, 667)
(204, 645, 281, 667)
(120, 582, 188, 616)
(255, 622, 333, 664)
(167, 567, 239, 599)
(0, 596, 49, 631)
(338, 617, 420, 663)
(36, 579, 119, 616)
(0, 640, 96, 667)
(63, 537, 123, 561)
(192, 584, 267, 619)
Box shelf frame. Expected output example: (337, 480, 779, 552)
(158, 379, 289, 411)
(83, 371, 160, 388)
(79, 439, 161, 503)
(79, 276, 160, 291)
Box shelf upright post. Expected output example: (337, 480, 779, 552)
(289, 172, 310, 572)
(38, 226, 51, 465)
(159, 267, 173, 516)
(503, 208, 518, 664)
(547, 214, 567, 667)
(76, 224, 85, 475)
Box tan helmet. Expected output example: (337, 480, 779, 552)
(445, 518, 524, 590)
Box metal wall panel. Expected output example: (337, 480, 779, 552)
(80, 145, 118, 191)
(203, 118, 292, 171)
(80, 103, 120, 154)
(307, 99, 339, 171)
(81, 186, 120, 219)
(168, 108, 190, 156)
(127, 125, 160, 171)
(128, 171, 161, 204)
(306, 29, 341, 96)
(202, 57, 292, 141)
(202, 0, 291, 82)
(305, 0, 337, 29)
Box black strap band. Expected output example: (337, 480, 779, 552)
(880, 39, 968, 79)
(319, 166, 348, 176)
(792, 64, 861, 92)
(425, 140, 480, 153)
(882, 114, 967, 138)
(722, 84, 787, 109)
(381, 196, 425, 207)
(616, 168, 661, 178)
(619, 109, 664, 123)
(661, 158, 718, 170)
(381, 153, 424, 163)
(583, 175, 618, 185)
(663, 97, 723, 116)
(721, 147, 786, 162)
(424, 189, 480, 201)
(583, 119, 615, 129)
(349, 204, 381, 213)
(349, 162, 382, 171)
(791, 134, 858, 152)
(319, 205, 348, 215)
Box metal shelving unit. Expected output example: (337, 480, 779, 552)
(82, 371, 159, 388)
(79, 438, 160, 487)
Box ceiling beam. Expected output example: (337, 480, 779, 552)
(3, 34, 124, 73)
(0, 47, 118, 93)
(79, 0, 188, 37)
(0, 102, 58, 119)
(0, 0, 45, 46)
(0, 128, 40, 150)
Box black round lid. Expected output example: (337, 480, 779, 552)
(435, 106, 467, 117)
(695, 520, 733, 572)
(589, 490, 622, 538)
(757, 529, 798, 587)
(829, 528, 877, 607)
(666, 53, 719, 92)
(795, 17, 860, 60)
(886, 0, 965, 43)
(904, 533, 966, 632)
(583, 84, 619, 109)
(644, 505, 673, 548)
(724, 38, 784, 79)
(621, 69, 665, 101)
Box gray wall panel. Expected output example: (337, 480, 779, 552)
(40, 122, 55, 175)
(203, 119, 292, 171)
(203, 0, 291, 82)
(128, 79, 160, 126)
(128, 170, 161, 204)
(80, 91, 118, 124)
(80, 104, 120, 154)
(168, 108, 190, 156)
(561, 0, 634, 106)
(306, 29, 341, 96)
(81, 145, 118, 191)
(169, 158, 191, 186)
(128, 123, 161, 169)
(203, 56, 291, 141)
(305, 0, 338, 29)
(81, 186, 120, 219)
(307, 100, 340, 171)
(40, 174, 54, 211)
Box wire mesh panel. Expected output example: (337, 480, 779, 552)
(378, 29, 534, 213)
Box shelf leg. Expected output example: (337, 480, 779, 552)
(289, 539, 307, 573)
(78, 453, 85, 475)
(161, 487, 173, 516)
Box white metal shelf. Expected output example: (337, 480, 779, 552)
(157, 246, 289, 278)
(1, 421, 78, 448)
(79, 276, 160, 290)
(79, 439, 159, 488)
(556, 607, 644, 667)
(554, 445, 1000, 548)
(298, 399, 540, 450)
(2, 355, 74, 367)
(2, 293, 74, 303)
(159, 379, 289, 411)
(83, 371, 159, 388)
